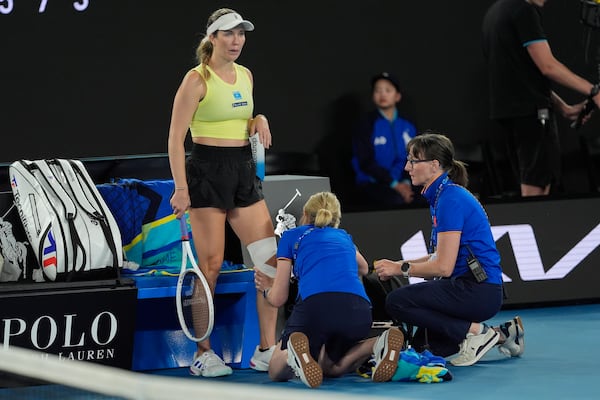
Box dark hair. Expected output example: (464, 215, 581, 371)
(407, 131, 469, 187)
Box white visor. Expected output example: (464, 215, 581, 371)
(206, 12, 255, 35)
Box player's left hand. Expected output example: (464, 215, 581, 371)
(249, 114, 272, 149)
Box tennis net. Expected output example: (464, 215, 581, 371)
(0, 345, 392, 400)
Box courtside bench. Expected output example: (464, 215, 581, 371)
(103, 175, 331, 371)
(131, 269, 258, 371)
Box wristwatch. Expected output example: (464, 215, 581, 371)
(401, 262, 411, 278)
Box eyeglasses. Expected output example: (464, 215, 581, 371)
(406, 157, 433, 166)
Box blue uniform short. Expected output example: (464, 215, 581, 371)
(280, 292, 372, 363)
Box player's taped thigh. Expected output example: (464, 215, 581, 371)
(247, 237, 277, 278)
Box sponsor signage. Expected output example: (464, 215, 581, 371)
(1, 186, 137, 389)
(343, 196, 600, 306)
(0, 283, 137, 370)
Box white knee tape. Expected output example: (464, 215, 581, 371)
(247, 237, 277, 278)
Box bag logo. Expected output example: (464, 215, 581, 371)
(42, 230, 57, 271)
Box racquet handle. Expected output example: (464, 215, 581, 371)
(179, 217, 190, 241)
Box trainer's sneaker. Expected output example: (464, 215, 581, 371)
(498, 316, 525, 357)
(250, 345, 275, 371)
(189, 350, 233, 377)
(372, 327, 404, 382)
(287, 332, 323, 388)
(450, 328, 499, 367)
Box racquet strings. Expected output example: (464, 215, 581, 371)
(180, 270, 211, 340)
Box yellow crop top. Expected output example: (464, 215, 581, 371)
(189, 63, 254, 140)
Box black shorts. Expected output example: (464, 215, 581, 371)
(280, 292, 372, 363)
(185, 143, 264, 209)
(498, 113, 561, 188)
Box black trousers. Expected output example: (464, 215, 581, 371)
(386, 276, 503, 357)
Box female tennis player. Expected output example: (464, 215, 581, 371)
(167, 8, 278, 377)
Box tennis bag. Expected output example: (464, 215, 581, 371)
(9, 159, 123, 282)
(362, 271, 404, 323)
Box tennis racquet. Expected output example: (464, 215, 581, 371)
(175, 217, 214, 342)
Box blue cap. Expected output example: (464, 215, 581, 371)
(371, 72, 401, 92)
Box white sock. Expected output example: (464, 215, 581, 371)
(479, 323, 488, 334)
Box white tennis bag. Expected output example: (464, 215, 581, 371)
(9, 159, 123, 281)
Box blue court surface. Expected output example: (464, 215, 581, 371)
(1, 303, 597, 400)
(148, 303, 599, 400)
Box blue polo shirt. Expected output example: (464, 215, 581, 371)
(352, 109, 416, 186)
(422, 173, 503, 284)
(277, 225, 370, 301)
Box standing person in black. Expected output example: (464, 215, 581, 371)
(482, 0, 600, 197)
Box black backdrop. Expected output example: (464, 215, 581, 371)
(1, 1, 599, 193)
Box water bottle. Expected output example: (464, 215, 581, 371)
(249, 134, 265, 180)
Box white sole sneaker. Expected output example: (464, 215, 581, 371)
(498, 316, 525, 357)
(189, 350, 233, 378)
(287, 332, 323, 388)
(250, 345, 275, 371)
(372, 327, 404, 382)
(451, 329, 499, 367)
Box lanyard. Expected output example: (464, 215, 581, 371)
(428, 177, 490, 253)
(292, 226, 315, 278)
(429, 176, 449, 253)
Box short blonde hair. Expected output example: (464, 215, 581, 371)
(301, 192, 341, 228)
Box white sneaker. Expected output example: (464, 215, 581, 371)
(450, 328, 499, 367)
(287, 332, 323, 388)
(498, 316, 525, 357)
(250, 345, 275, 372)
(372, 327, 404, 382)
(189, 350, 233, 377)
